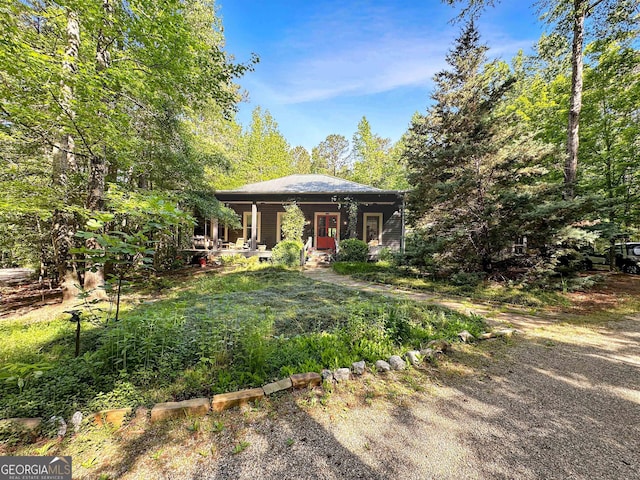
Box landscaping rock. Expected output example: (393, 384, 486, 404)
(94, 408, 133, 428)
(49, 416, 67, 438)
(333, 368, 351, 382)
(263, 377, 293, 396)
(70, 411, 83, 433)
(495, 328, 516, 338)
(321, 369, 334, 382)
(151, 398, 211, 422)
(458, 330, 475, 343)
(427, 339, 451, 353)
(388, 355, 406, 371)
(135, 407, 149, 423)
(352, 360, 366, 375)
(420, 348, 435, 361)
(211, 389, 264, 413)
(290, 372, 322, 389)
(375, 360, 391, 372)
(0, 418, 42, 440)
(405, 350, 421, 366)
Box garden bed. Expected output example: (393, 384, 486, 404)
(0, 266, 486, 422)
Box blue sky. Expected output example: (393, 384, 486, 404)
(218, 1, 546, 151)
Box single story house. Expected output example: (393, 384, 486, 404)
(194, 174, 406, 254)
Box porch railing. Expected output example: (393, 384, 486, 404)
(301, 236, 313, 266)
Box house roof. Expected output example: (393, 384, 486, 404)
(217, 174, 400, 195)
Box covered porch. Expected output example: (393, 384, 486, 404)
(213, 174, 406, 254)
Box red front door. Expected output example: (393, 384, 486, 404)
(316, 214, 338, 250)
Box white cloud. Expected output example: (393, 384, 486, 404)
(249, 5, 536, 106)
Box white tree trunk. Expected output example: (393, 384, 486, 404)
(52, 9, 81, 302)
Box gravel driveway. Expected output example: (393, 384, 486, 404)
(82, 271, 638, 480)
(168, 273, 640, 480)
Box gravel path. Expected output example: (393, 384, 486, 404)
(125, 270, 640, 480)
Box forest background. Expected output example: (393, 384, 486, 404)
(0, 0, 639, 294)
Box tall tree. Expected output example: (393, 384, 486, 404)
(404, 22, 553, 272)
(445, 0, 639, 200)
(311, 134, 350, 176)
(234, 106, 294, 185)
(349, 116, 407, 189)
(291, 146, 313, 174)
(0, 0, 252, 298)
(580, 40, 640, 250)
(539, 0, 639, 199)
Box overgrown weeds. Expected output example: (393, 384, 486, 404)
(0, 267, 485, 420)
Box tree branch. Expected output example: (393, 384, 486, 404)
(49, 91, 96, 159)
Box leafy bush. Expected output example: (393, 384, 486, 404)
(271, 240, 303, 267)
(377, 247, 394, 263)
(338, 239, 368, 262)
(449, 271, 486, 286)
(281, 203, 306, 241)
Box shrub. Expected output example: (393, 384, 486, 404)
(377, 247, 394, 263)
(271, 240, 303, 267)
(338, 239, 368, 262)
(449, 271, 486, 286)
(281, 203, 305, 241)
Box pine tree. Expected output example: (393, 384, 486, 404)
(403, 21, 552, 272)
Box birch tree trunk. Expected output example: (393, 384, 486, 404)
(51, 9, 81, 302)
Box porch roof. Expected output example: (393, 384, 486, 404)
(216, 174, 401, 195)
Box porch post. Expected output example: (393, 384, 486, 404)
(212, 218, 219, 249)
(251, 202, 257, 251)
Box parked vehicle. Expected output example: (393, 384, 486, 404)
(584, 242, 640, 274)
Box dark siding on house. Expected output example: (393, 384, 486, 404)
(357, 204, 402, 250)
(223, 196, 404, 250)
(383, 210, 402, 250)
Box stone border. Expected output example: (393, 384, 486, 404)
(2, 329, 516, 442)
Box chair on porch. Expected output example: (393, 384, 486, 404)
(234, 238, 249, 250)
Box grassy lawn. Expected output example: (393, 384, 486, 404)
(0, 266, 486, 421)
(332, 261, 570, 307)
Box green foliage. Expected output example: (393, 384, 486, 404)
(337, 239, 369, 262)
(217, 107, 295, 188)
(291, 146, 313, 174)
(311, 134, 350, 176)
(0, 0, 253, 279)
(0, 269, 486, 419)
(271, 240, 303, 267)
(348, 116, 409, 189)
(403, 21, 557, 274)
(280, 203, 306, 242)
(345, 199, 359, 239)
(0, 362, 53, 394)
(332, 261, 568, 307)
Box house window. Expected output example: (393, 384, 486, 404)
(276, 211, 284, 242)
(363, 213, 383, 246)
(513, 236, 527, 255)
(242, 211, 262, 242)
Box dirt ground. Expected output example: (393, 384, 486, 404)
(71, 287, 639, 480)
(563, 272, 640, 313)
(3, 271, 639, 479)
